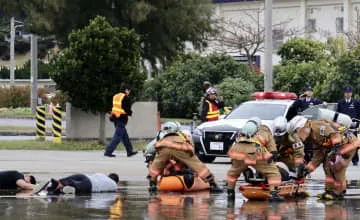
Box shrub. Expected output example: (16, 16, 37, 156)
(140, 53, 260, 118)
(214, 77, 256, 108)
(0, 86, 67, 108)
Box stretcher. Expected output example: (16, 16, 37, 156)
(239, 180, 307, 200)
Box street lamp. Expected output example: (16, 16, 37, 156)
(10, 17, 24, 86)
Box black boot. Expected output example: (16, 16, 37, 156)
(209, 179, 223, 193)
(269, 190, 285, 202)
(227, 189, 235, 201)
(148, 180, 157, 193)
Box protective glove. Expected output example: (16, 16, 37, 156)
(144, 153, 155, 163)
(297, 164, 310, 179)
(331, 144, 341, 153)
(267, 152, 278, 163)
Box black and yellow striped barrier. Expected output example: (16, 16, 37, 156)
(36, 106, 46, 140)
(52, 106, 62, 144)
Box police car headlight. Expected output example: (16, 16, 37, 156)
(193, 128, 203, 136)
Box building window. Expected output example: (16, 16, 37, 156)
(336, 17, 344, 33)
(273, 29, 284, 51)
(307, 19, 317, 33)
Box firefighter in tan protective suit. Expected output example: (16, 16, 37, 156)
(226, 117, 285, 202)
(287, 116, 360, 200)
(272, 116, 305, 172)
(148, 122, 223, 193)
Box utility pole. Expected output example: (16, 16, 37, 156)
(264, 0, 273, 92)
(30, 34, 38, 113)
(10, 17, 15, 86)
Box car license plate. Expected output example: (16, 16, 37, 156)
(210, 142, 223, 151)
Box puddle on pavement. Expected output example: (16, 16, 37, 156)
(0, 180, 360, 219)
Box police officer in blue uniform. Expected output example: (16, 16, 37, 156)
(337, 85, 360, 165)
(292, 85, 323, 113)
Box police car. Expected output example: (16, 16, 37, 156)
(192, 92, 298, 163)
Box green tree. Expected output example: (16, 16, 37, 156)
(317, 45, 360, 102)
(277, 37, 327, 64)
(1, 0, 215, 68)
(142, 53, 259, 118)
(50, 16, 145, 143)
(273, 60, 331, 96)
(214, 77, 255, 108)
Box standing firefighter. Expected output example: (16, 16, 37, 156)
(226, 117, 285, 202)
(272, 116, 305, 172)
(148, 123, 223, 193)
(200, 87, 224, 122)
(287, 116, 360, 200)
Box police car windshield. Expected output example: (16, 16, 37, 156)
(225, 103, 287, 120)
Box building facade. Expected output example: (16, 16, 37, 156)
(211, 0, 360, 70)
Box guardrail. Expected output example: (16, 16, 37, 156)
(0, 79, 56, 89)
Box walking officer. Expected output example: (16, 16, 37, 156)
(148, 122, 223, 193)
(104, 85, 138, 157)
(337, 85, 360, 166)
(226, 117, 285, 202)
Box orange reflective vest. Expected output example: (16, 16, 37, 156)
(205, 100, 220, 121)
(110, 92, 126, 118)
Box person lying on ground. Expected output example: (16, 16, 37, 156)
(0, 170, 36, 191)
(33, 173, 119, 195)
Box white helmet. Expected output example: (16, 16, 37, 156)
(161, 121, 181, 135)
(273, 116, 288, 136)
(287, 116, 308, 133)
(206, 87, 217, 95)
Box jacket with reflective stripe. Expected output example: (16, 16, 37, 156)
(228, 133, 273, 163)
(205, 100, 220, 121)
(111, 92, 127, 118)
(154, 132, 194, 154)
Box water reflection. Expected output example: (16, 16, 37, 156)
(0, 181, 360, 219)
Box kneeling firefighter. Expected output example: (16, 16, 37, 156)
(226, 117, 284, 202)
(147, 122, 223, 193)
(272, 116, 305, 172)
(287, 115, 360, 200)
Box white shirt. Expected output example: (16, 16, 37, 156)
(86, 173, 117, 192)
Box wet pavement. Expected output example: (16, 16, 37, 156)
(0, 151, 360, 219)
(1, 180, 360, 219)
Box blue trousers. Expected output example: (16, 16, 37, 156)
(105, 120, 133, 154)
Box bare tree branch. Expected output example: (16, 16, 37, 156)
(209, 8, 299, 72)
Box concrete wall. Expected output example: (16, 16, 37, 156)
(66, 102, 158, 139)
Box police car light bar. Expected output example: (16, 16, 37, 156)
(252, 91, 297, 100)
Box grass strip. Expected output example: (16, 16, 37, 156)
(0, 140, 147, 151)
(0, 126, 35, 131)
